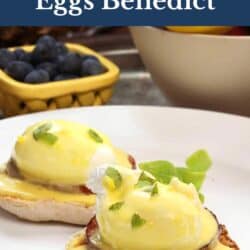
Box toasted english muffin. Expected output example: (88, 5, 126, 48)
(0, 120, 136, 225)
(0, 197, 95, 225)
(0, 171, 96, 225)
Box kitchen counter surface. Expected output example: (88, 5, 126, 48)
(109, 72, 169, 106)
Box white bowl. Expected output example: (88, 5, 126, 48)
(130, 27, 250, 116)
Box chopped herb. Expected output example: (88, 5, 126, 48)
(135, 172, 155, 188)
(105, 167, 122, 189)
(131, 214, 146, 229)
(109, 202, 124, 211)
(33, 123, 58, 145)
(37, 132, 58, 145)
(88, 129, 103, 143)
(199, 193, 205, 203)
(139, 161, 176, 184)
(135, 181, 153, 189)
(151, 183, 158, 197)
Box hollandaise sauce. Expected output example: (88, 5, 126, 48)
(67, 158, 235, 250)
(0, 172, 95, 206)
(85, 165, 220, 250)
(12, 120, 132, 186)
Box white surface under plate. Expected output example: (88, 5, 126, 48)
(0, 106, 248, 249)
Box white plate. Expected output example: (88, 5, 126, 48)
(0, 106, 248, 250)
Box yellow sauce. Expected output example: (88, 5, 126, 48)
(73, 247, 85, 250)
(92, 166, 218, 250)
(13, 120, 132, 186)
(66, 164, 233, 250)
(0, 173, 95, 207)
(67, 230, 87, 250)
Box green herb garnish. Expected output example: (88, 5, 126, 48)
(186, 150, 212, 172)
(131, 214, 146, 229)
(109, 202, 124, 211)
(33, 123, 58, 145)
(139, 161, 177, 184)
(176, 168, 206, 191)
(135, 172, 155, 188)
(88, 129, 103, 143)
(139, 150, 212, 203)
(135, 172, 159, 195)
(199, 193, 205, 203)
(105, 167, 122, 189)
(151, 183, 159, 197)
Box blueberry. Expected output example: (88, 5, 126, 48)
(24, 69, 50, 84)
(36, 62, 58, 79)
(53, 54, 64, 65)
(81, 57, 105, 76)
(37, 35, 57, 47)
(55, 42, 68, 55)
(82, 55, 99, 62)
(32, 38, 58, 64)
(57, 52, 82, 74)
(5, 61, 33, 81)
(54, 74, 78, 81)
(14, 49, 31, 63)
(0, 49, 16, 69)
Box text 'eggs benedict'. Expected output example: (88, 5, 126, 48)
(0, 120, 135, 224)
(67, 150, 239, 250)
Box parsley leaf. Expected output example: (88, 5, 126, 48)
(186, 150, 212, 172)
(105, 167, 122, 189)
(109, 202, 124, 211)
(139, 161, 176, 184)
(151, 183, 159, 197)
(33, 123, 58, 145)
(135, 172, 155, 188)
(138, 150, 212, 203)
(131, 214, 146, 229)
(88, 129, 103, 143)
(176, 168, 206, 191)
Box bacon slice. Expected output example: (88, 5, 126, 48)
(86, 217, 98, 242)
(128, 154, 136, 169)
(79, 185, 94, 195)
(85, 216, 100, 249)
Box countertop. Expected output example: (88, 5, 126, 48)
(109, 72, 169, 106)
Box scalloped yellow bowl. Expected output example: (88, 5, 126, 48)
(166, 26, 233, 34)
(0, 43, 120, 117)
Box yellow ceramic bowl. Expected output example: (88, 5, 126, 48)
(166, 26, 233, 34)
(0, 43, 120, 117)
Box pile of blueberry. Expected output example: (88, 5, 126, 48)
(0, 35, 106, 84)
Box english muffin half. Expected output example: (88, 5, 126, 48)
(0, 120, 135, 225)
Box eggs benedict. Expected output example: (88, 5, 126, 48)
(66, 150, 239, 250)
(0, 120, 135, 224)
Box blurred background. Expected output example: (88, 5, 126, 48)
(0, 26, 167, 109)
(0, 27, 167, 108)
(1, 26, 250, 117)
